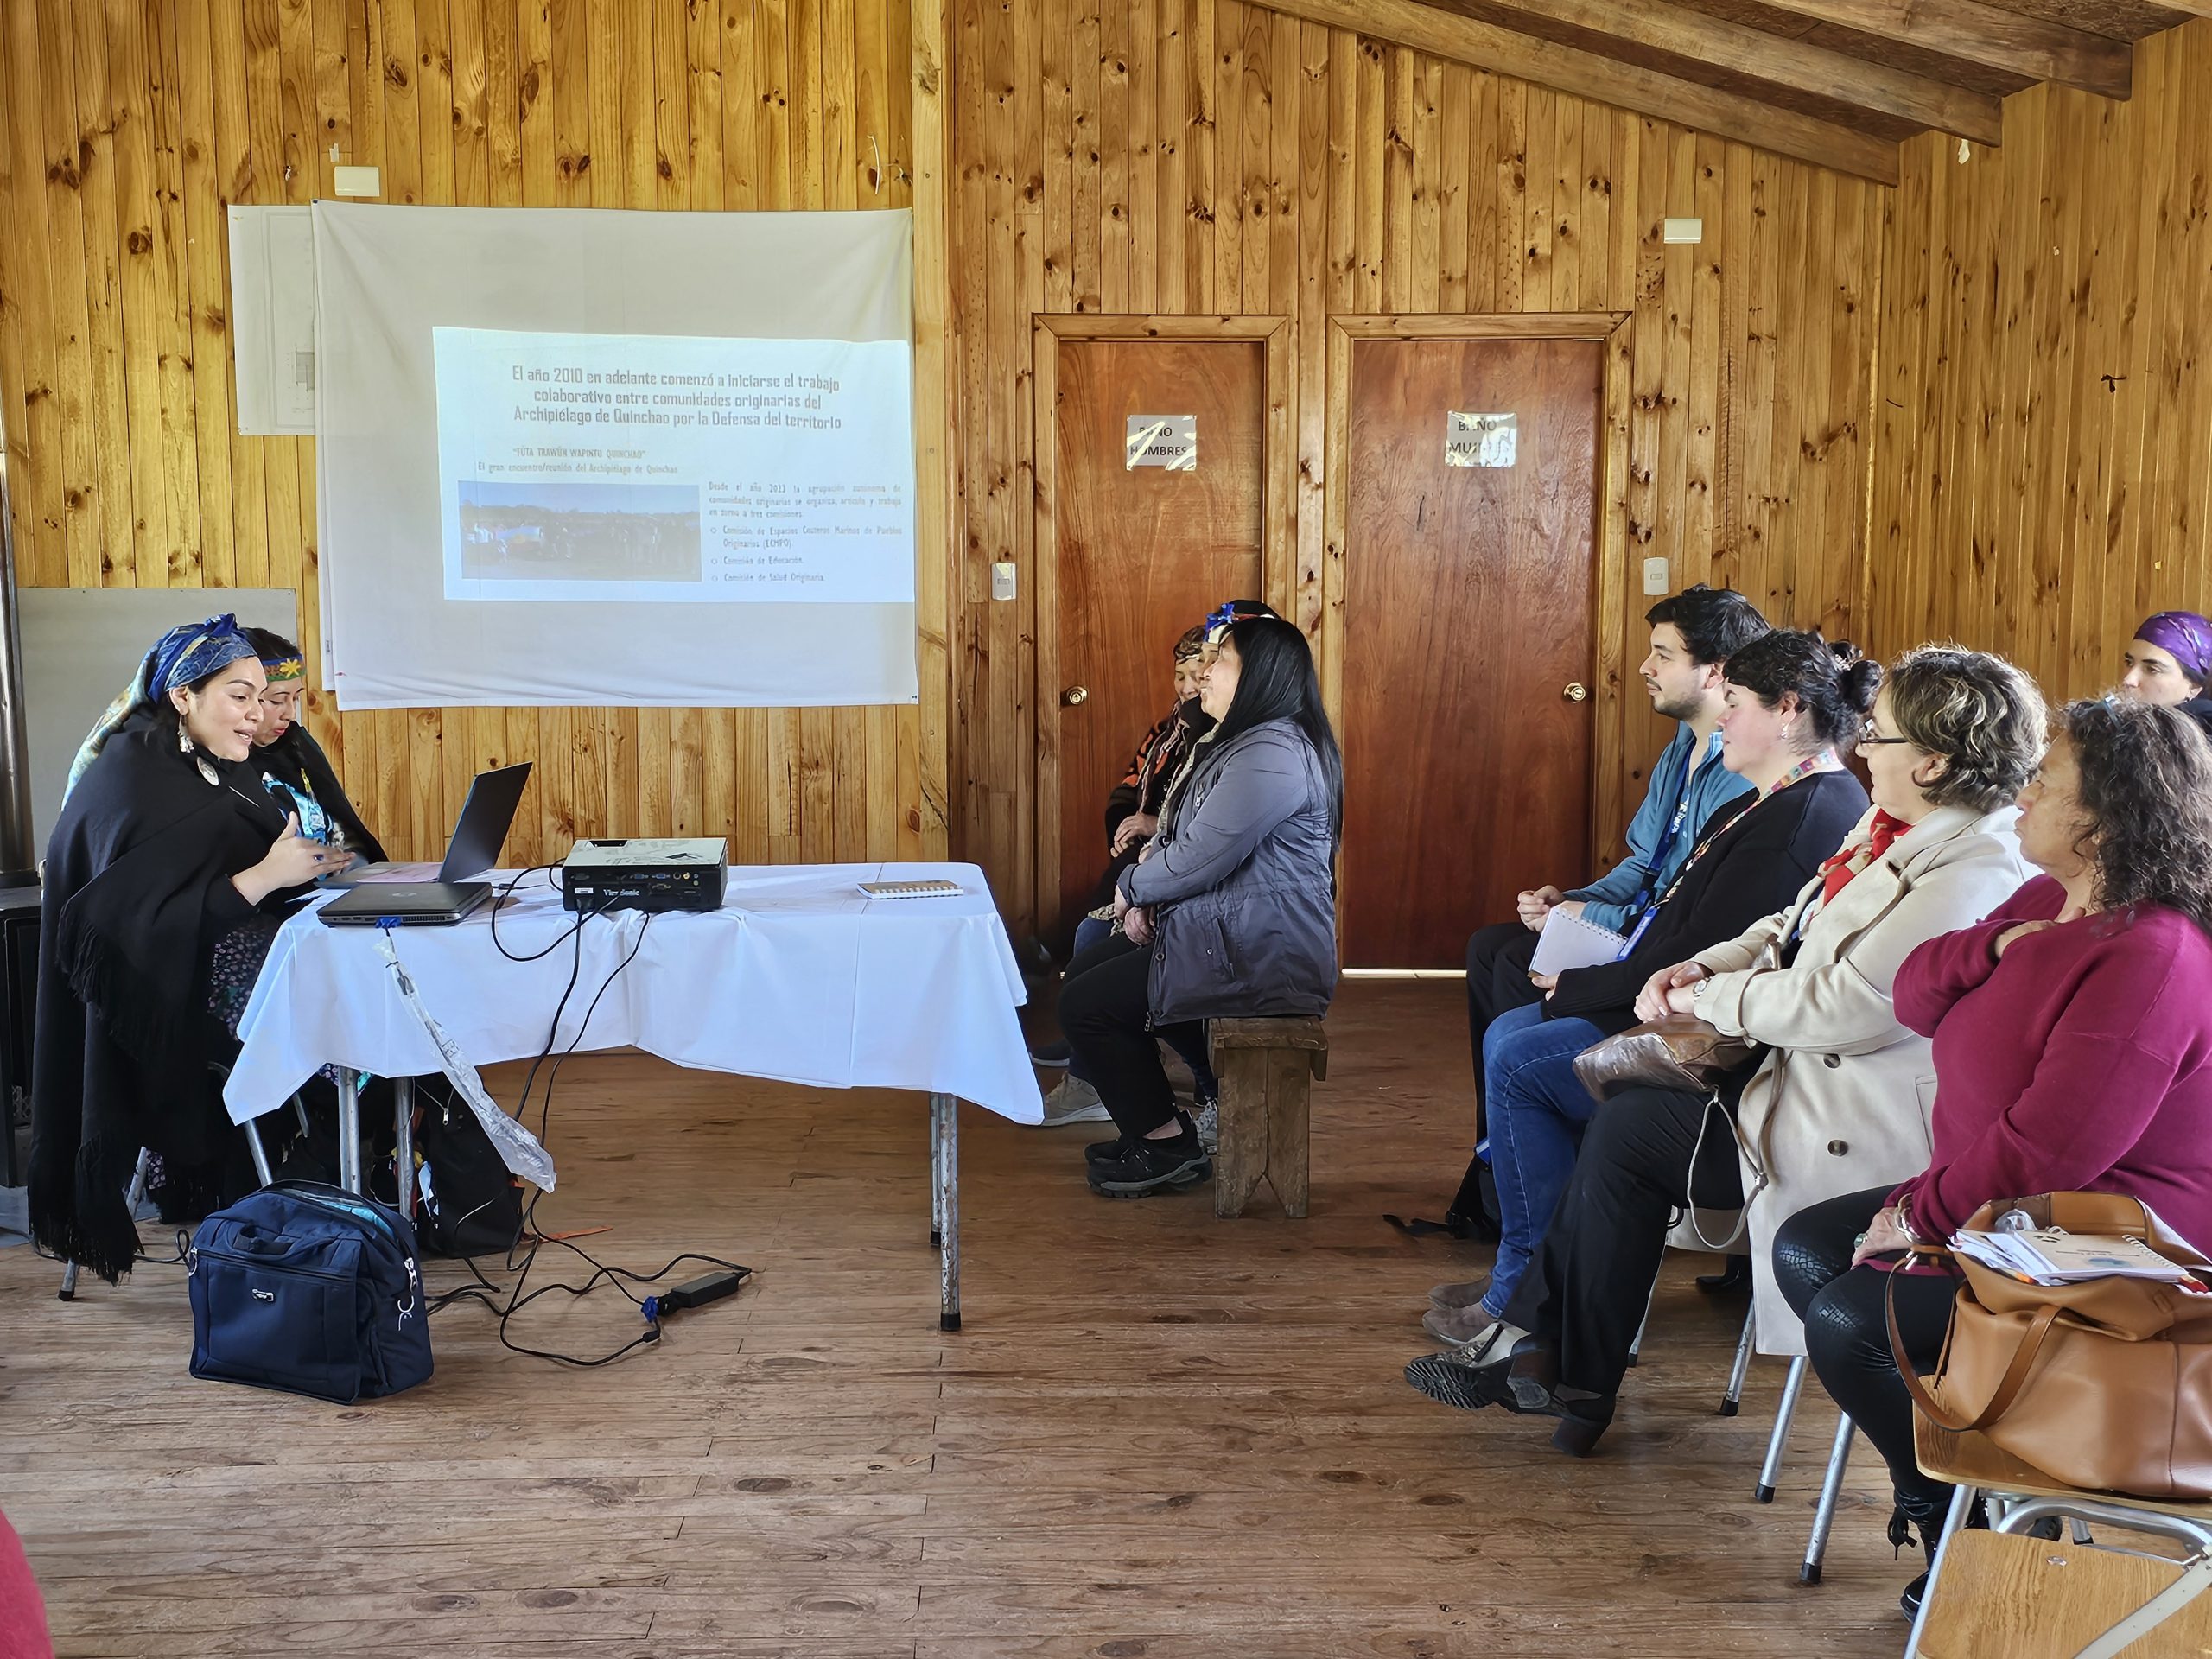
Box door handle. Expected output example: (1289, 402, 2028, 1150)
(1062, 685, 1090, 706)
(1563, 682, 1588, 703)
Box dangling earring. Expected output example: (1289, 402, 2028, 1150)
(176, 719, 194, 755)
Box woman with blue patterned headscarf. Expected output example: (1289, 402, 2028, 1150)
(32, 615, 334, 1282)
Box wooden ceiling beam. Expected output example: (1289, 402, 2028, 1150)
(1750, 0, 2133, 99)
(1447, 0, 2003, 144)
(1250, 0, 1903, 183)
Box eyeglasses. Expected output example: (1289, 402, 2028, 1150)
(1857, 717, 1912, 747)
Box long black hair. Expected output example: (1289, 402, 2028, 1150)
(1212, 616, 1344, 838)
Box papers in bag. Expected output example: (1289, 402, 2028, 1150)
(1952, 1225, 2199, 1287)
(1529, 906, 1630, 977)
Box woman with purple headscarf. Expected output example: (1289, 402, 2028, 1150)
(32, 616, 332, 1281)
(2120, 610, 2212, 738)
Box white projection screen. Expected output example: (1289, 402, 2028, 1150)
(313, 203, 918, 709)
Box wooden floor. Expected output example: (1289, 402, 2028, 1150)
(2, 980, 1914, 1657)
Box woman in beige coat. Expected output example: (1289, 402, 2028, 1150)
(1404, 645, 2046, 1452)
(1669, 650, 2044, 1355)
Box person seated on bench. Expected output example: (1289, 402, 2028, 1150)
(1774, 695, 2212, 1621)
(241, 627, 385, 866)
(1441, 584, 1768, 1241)
(1037, 607, 1280, 1129)
(2116, 609, 2212, 740)
(1034, 620, 1220, 1128)
(1060, 614, 1341, 1198)
(1414, 629, 1875, 1357)
(31, 616, 334, 1282)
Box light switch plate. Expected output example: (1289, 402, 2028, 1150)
(333, 165, 380, 197)
(991, 561, 1016, 601)
(1642, 556, 1670, 596)
(1662, 217, 1702, 245)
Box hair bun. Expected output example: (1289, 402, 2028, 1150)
(1838, 654, 1884, 716)
(1827, 638, 1864, 666)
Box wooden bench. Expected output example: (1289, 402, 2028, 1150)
(1209, 1017, 1326, 1219)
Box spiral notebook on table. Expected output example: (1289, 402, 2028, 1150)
(1529, 907, 1629, 976)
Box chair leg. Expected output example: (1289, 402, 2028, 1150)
(1904, 1483, 1979, 1659)
(1800, 1413, 1855, 1586)
(1756, 1354, 1808, 1503)
(1720, 1305, 1757, 1416)
(58, 1147, 155, 1300)
(1627, 1273, 1659, 1366)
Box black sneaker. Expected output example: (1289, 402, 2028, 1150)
(1084, 1132, 1132, 1166)
(1087, 1119, 1210, 1198)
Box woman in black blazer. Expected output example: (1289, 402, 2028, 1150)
(1408, 631, 1876, 1429)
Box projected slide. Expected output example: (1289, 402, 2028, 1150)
(434, 327, 914, 604)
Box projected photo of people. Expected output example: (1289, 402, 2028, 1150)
(457, 478, 703, 583)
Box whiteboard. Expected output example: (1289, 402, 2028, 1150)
(24, 588, 299, 855)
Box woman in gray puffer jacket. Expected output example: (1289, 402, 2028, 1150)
(1064, 615, 1343, 1198)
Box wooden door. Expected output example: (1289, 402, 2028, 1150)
(1047, 338, 1265, 942)
(1341, 335, 1603, 969)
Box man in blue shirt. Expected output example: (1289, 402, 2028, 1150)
(1444, 585, 1769, 1238)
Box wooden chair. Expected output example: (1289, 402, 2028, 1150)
(1905, 1414, 2212, 1659)
(1208, 1017, 1325, 1219)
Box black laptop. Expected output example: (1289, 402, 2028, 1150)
(318, 762, 532, 926)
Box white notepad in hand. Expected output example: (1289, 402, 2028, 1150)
(1529, 906, 1629, 976)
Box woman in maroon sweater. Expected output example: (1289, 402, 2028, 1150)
(1774, 696, 2212, 1621)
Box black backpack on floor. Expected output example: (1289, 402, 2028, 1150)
(413, 1082, 524, 1259)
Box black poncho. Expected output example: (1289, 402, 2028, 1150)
(30, 709, 288, 1281)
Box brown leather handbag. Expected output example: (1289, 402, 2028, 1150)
(1887, 1192, 2212, 1499)
(1571, 1013, 1758, 1102)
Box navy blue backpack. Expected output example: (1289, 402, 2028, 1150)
(188, 1180, 433, 1404)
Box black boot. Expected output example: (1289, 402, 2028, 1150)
(1696, 1254, 1752, 1293)
(1895, 1490, 1989, 1622)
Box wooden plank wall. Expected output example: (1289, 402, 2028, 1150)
(951, 0, 1886, 938)
(1867, 19, 2212, 700)
(0, 0, 947, 868)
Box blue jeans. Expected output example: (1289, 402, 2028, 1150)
(1481, 1002, 1607, 1319)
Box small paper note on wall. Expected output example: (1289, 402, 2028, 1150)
(1446, 410, 1516, 468)
(1127, 415, 1198, 470)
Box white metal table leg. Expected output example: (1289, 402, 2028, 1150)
(1800, 1413, 1855, 1585)
(337, 1071, 364, 1195)
(931, 1092, 961, 1332)
(392, 1077, 415, 1219)
(1757, 1354, 1808, 1503)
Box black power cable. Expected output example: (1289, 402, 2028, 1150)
(410, 900, 750, 1365)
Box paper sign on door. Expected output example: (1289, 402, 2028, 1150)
(1446, 410, 1516, 468)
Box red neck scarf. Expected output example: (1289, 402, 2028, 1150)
(1820, 810, 1910, 903)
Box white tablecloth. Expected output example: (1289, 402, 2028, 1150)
(222, 861, 1039, 1127)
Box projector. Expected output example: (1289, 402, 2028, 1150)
(562, 837, 728, 914)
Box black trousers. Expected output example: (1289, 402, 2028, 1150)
(1464, 921, 1543, 1135)
(1774, 1187, 1961, 1515)
(1500, 1083, 1745, 1397)
(1058, 931, 1206, 1138)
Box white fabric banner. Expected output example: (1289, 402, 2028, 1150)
(312, 203, 919, 709)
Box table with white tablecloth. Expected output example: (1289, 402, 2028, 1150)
(223, 862, 1037, 1327)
